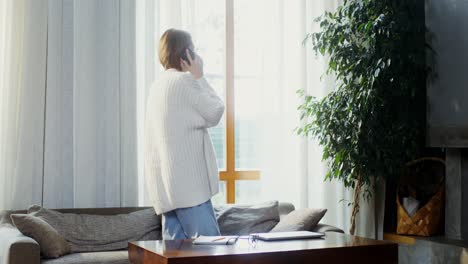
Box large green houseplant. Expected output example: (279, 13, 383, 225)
(297, 0, 427, 234)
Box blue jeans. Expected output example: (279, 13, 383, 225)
(162, 200, 221, 240)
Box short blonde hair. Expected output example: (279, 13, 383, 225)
(158, 29, 193, 71)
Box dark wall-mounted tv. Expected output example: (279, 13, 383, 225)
(426, 0, 468, 147)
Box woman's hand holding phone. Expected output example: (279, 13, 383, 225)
(181, 49, 204, 80)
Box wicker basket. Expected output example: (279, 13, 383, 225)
(396, 157, 445, 236)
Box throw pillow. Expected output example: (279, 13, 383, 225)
(27, 205, 161, 253)
(215, 201, 280, 235)
(270, 208, 327, 232)
(10, 214, 71, 258)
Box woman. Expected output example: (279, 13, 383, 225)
(145, 29, 225, 240)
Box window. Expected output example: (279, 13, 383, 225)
(165, 0, 264, 204)
(191, 0, 261, 204)
(147, 0, 324, 209)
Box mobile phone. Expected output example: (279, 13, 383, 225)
(180, 48, 196, 66)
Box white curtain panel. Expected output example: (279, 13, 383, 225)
(43, 0, 139, 208)
(0, 0, 140, 210)
(135, 0, 161, 206)
(243, 0, 376, 238)
(0, 0, 48, 210)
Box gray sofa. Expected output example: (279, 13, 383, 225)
(0, 203, 343, 264)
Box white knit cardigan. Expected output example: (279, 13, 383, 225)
(144, 69, 225, 214)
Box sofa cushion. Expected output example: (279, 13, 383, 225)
(27, 205, 161, 253)
(270, 208, 327, 232)
(10, 214, 71, 258)
(215, 201, 280, 235)
(41, 250, 128, 264)
(277, 202, 295, 220)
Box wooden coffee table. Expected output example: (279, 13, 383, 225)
(128, 232, 397, 264)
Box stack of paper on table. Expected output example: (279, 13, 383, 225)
(252, 231, 325, 241)
(192, 236, 239, 245)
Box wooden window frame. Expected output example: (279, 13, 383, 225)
(220, 0, 261, 204)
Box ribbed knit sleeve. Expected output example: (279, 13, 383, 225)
(185, 76, 225, 128)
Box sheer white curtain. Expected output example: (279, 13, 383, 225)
(255, 0, 376, 237)
(43, 0, 138, 208)
(0, 0, 48, 210)
(0, 0, 139, 210)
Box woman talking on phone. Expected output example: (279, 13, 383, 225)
(145, 29, 224, 239)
